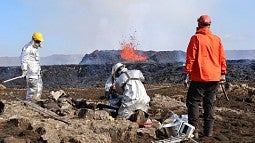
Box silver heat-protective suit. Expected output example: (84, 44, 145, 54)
(114, 69, 150, 119)
(21, 40, 43, 100)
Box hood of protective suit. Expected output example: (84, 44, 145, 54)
(196, 27, 212, 35)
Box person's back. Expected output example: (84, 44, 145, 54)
(116, 69, 150, 107)
(185, 26, 226, 81)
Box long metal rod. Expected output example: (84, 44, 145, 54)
(9, 94, 71, 125)
(146, 86, 170, 91)
(220, 84, 229, 101)
(2, 75, 24, 83)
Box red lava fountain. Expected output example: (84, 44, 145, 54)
(120, 40, 147, 62)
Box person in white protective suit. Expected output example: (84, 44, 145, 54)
(20, 32, 44, 101)
(111, 63, 150, 119)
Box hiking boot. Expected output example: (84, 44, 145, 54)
(193, 131, 199, 139)
(204, 131, 213, 137)
(30, 96, 41, 103)
(204, 120, 214, 137)
(136, 109, 146, 123)
(129, 109, 146, 123)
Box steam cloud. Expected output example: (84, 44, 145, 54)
(20, 0, 217, 56)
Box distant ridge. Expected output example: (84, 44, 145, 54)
(79, 50, 186, 65)
(79, 49, 255, 65)
(225, 50, 255, 60)
(0, 54, 83, 67)
(0, 50, 254, 67)
(41, 54, 84, 65)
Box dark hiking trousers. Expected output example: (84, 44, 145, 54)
(186, 81, 218, 136)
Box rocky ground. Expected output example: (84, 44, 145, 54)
(0, 61, 255, 142)
(0, 82, 255, 143)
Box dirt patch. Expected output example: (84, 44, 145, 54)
(0, 83, 255, 142)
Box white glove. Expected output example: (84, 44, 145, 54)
(219, 74, 226, 84)
(22, 70, 27, 77)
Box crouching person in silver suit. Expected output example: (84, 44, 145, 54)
(111, 63, 150, 121)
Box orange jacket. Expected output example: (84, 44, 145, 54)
(185, 27, 227, 81)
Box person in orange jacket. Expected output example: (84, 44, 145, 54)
(184, 15, 227, 138)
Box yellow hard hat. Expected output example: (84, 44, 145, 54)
(32, 32, 44, 42)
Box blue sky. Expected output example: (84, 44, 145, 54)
(0, 0, 254, 57)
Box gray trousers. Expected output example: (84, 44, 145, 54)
(26, 75, 43, 100)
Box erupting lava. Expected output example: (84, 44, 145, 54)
(120, 39, 147, 62)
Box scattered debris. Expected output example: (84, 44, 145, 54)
(0, 83, 255, 142)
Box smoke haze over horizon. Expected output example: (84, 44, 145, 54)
(0, 0, 254, 57)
